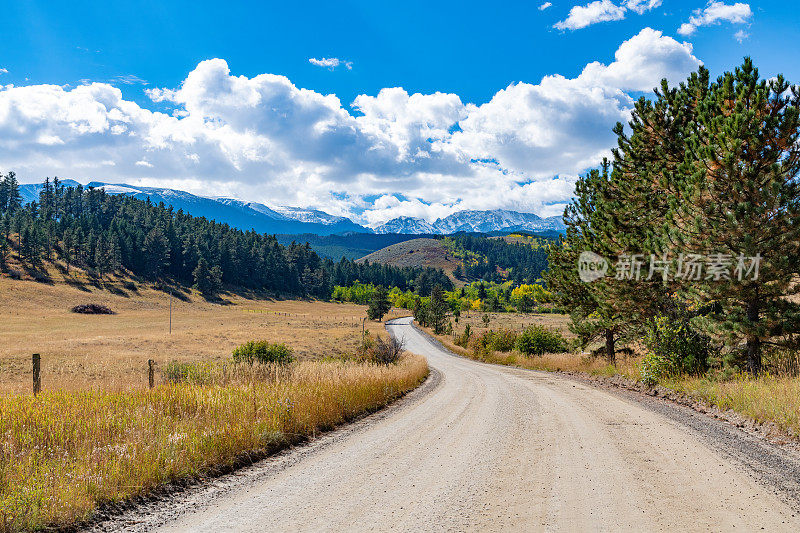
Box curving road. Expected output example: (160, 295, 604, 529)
(146, 317, 800, 532)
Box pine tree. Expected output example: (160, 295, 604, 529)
(673, 59, 800, 373)
(545, 168, 628, 363)
(0, 214, 8, 270)
(144, 226, 170, 280)
(413, 297, 430, 327)
(0, 174, 9, 213)
(107, 234, 122, 273)
(429, 285, 449, 334)
(4, 172, 22, 215)
(477, 283, 487, 300)
(193, 257, 221, 296)
(367, 285, 392, 322)
(95, 235, 107, 277)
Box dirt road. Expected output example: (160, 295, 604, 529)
(137, 317, 800, 532)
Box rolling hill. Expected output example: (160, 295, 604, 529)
(358, 233, 552, 285)
(357, 238, 464, 285)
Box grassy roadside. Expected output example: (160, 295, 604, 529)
(0, 355, 428, 531)
(424, 321, 800, 440)
(421, 323, 641, 379)
(663, 375, 800, 437)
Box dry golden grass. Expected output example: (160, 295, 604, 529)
(0, 277, 409, 394)
(0, 355, 428, 531)
(665, 374, 800, 437)
(0, 276, 425, 530)
(453, 310, 573, 337)
(427, 318, 642, 379)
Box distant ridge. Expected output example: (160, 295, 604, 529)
(18, 180, 564, 237)
(20, 181, 369, 237)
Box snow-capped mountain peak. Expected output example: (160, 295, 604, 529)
(374, 209, 564, 235)
(273, 206, 350, 226)
(374, 216, 438, 235)
(19, 180, 564, 236)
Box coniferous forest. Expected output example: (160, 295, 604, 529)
(0, 174, 450, 298)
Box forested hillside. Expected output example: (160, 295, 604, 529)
(444, 234, 551, 283)
(0, 175, 450, 298)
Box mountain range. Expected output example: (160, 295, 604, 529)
(18, 180, 565, 236)
(375, 210, 566, 235)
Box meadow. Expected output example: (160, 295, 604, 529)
(0, 356, 428, 531)
(0, 277, 409, 394)
(0, 277, 424, 531)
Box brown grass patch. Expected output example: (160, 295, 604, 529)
(0, 277, 408, 394)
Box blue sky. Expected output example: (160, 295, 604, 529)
(0, 1, 797, 225)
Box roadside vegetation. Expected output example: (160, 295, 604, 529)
(545, 58, 800, 435)
(0, 353, 427, 530)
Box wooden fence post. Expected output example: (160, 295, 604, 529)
(32, 353, 41, 396)
(148, 359, 155, 389)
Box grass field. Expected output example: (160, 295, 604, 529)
(0, 277, 409, 394)
(429, 311, 641, 378)
(0, 356, 428, 530)
(453, 309, 573, 338)
(0, 276, 425, 530)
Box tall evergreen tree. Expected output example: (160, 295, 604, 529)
(367, 285, 392, 322)
(4, 172, 22, 215)
(546, 167, 627, 362)
(144, 226, 170, 280)
(193, 257, 221, 296)
(673, 59, 800, 373)
(429, 285, 449, 334)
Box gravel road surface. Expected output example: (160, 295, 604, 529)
(106, 317, 800, 532)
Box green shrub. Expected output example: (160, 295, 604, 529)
(454, 324, 472, 348)
(515, 325, 569, 356)
(644, 316, 710, 376)
(232, 341, 294, 365)
(639, 352, 677, 387)
(488, 329, 518, 352)
(471, 331, 494, 359)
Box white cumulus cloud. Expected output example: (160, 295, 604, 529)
(677, 1, 752, 36)
(0, 29, 701, 226)
(539, 2, 553, 10)
(625, 0, 662, 15)
(554, 0, 661, 30)
(309, 57, 353, 70)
